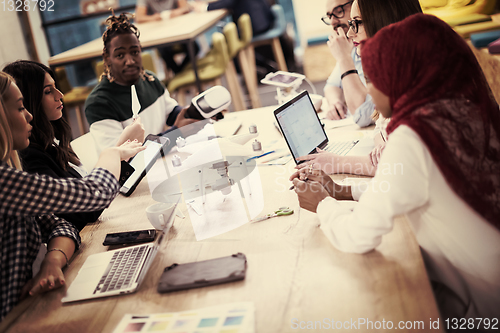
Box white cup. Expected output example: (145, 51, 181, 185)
(146, 202, 176, 231)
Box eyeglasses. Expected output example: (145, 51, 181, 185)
(321, 0, 354, 25)
(348, 18, 363, 33)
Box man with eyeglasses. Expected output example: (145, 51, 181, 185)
(321, 0, 375, 128)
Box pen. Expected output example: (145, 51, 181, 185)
(289, 177, 308, 190)
(246, 150, 275, 162)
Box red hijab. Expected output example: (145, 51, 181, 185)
(362, 14, 500, 229)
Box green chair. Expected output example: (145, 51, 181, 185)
(167, 32, 245, 110)
(55, 67, 94, 136)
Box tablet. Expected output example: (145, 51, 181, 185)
(120, 134, 170, 196)
(274, 91, 328, 164)
(260, 71, 305, 88)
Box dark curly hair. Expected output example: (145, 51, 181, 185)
(100, 10, 153, 82)
(102, 11, 140, 56)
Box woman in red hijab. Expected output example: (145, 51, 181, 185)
(292, 13, 500, 321)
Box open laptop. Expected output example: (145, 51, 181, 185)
(62, 197, 180, 303)
(274, 91, 361, 164)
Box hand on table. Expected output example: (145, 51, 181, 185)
(291, 148, 341, 175)
(325, 99, 347, 120)
(292, 176, 330, 213)
(20, 253, 67, 299)
(369, 142, 386, 167)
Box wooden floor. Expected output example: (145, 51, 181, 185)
(302, 43, 336, 83)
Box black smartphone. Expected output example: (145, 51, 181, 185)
(157, 253, 247, 293)
(103, 229, 156, 246)
(119, 134, 169, 196)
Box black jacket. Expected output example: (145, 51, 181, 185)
(20, 144, 103, 231)
(208, 0, 274, 36)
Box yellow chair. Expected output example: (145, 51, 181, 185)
(167, 32, 245, 109)
(422, 0, 496, 21)
(222, 20, 256, 110)
(227, 14, 262, 109)
(55, 67, 94, 136)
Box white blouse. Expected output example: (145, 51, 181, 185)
(317, 125, 500, 319)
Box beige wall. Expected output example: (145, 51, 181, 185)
(292, 0, 332, 50)
(0, 10, 30, 68)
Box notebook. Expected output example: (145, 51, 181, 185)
(274, 91, 360, 164)
(62, 198, 180, 303)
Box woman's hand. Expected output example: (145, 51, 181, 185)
(116, 140, 146, 161)
(369, 142, 386, 167)
(20, 252, 67, 299)
(327, 27, 353, 63)
(292, 178, 330, 213)
(190, 1, 207, 13)
(117, 117, 145, 146)
(325, 100, 347, 120)
(293, 149, 342, 175)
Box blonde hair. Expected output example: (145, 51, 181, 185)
(371, 109, 380, 121)
(0, 72, 22, 170)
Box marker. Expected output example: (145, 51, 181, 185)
(246, 150, 275, 162)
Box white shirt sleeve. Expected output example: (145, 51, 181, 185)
(316, 126, 430, 253)
(89, 119, 124, 155)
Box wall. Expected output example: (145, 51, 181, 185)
(291, 0, 331, 51)
(0, 10, 30, 68)
(27, 9, 51, 65)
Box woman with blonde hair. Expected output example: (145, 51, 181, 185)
(0, 72, 144, 321)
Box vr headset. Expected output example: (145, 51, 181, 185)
(184, 86, 231, 120)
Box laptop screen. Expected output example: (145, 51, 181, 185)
(274, 91, 328, 164)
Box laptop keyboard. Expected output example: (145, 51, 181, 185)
(93, 245, 149, 294)
(325, 140, 358, 156)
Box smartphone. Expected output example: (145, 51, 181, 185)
(120, 134, 169, 196)
(103, 229, 156, 246)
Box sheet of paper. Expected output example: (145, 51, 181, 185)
(113, 302, 255, 333)
(213, 117, 243, 137)
(321, 117, 356, 129)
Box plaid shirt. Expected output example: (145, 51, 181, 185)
(0, 164, 120, 321)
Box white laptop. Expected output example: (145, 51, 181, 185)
(62, 198, 179, 303)
(274, 91, 368, 164)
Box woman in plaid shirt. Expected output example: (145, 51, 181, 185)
(0, 72, 144, 321)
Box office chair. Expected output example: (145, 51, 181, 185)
(250, 4, 288, 72)
(167, 32, 245, 109)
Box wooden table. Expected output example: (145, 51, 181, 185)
(48, 9, 228, 92)
(1, 108, 442, 333)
